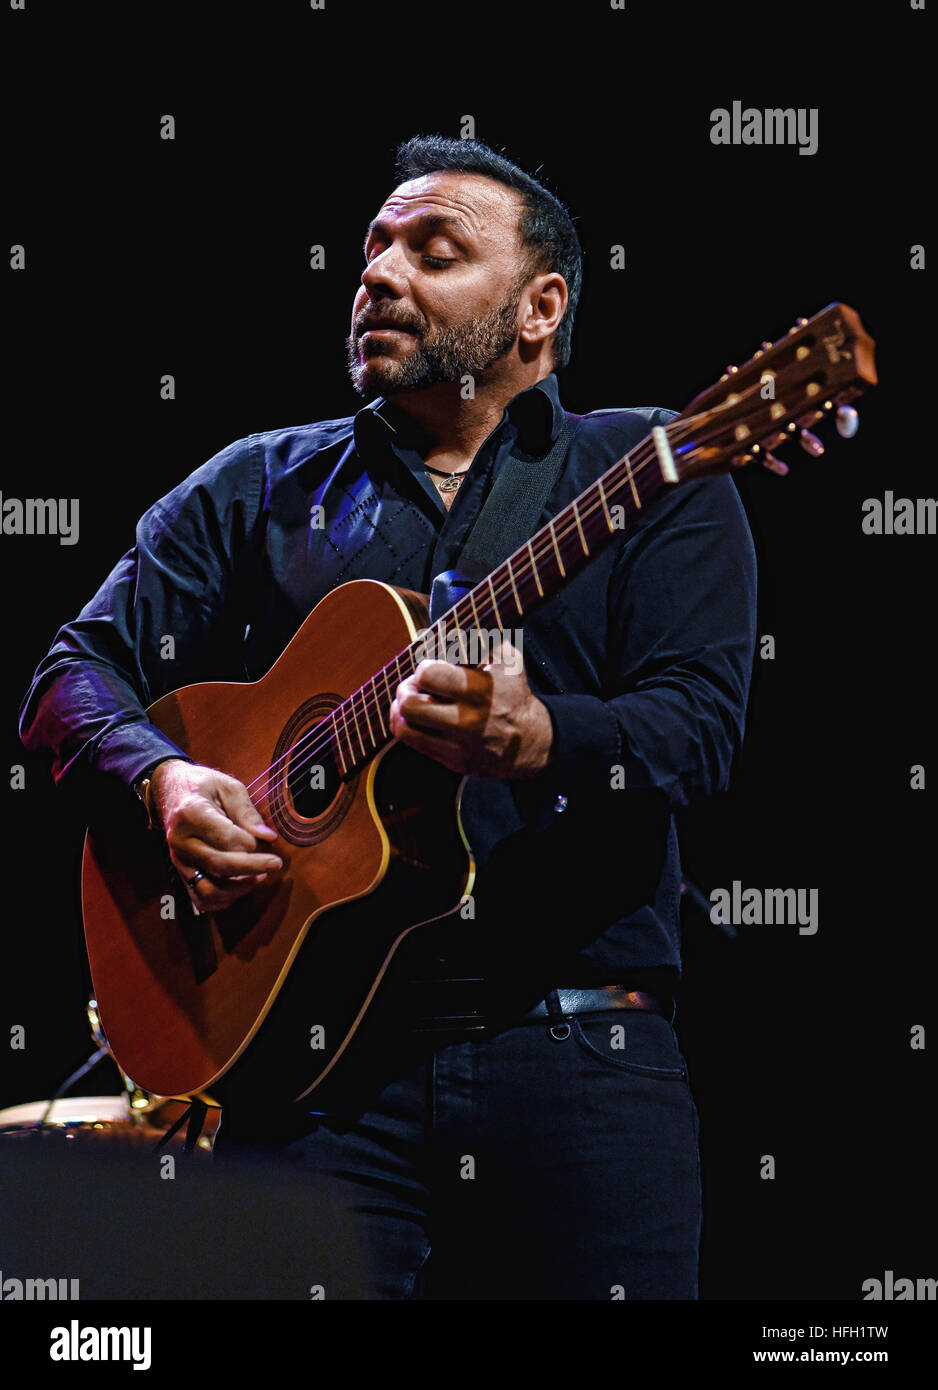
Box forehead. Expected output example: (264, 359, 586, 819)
(371, 171, 523, 244)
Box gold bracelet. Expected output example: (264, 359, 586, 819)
(135, 775, 156, 830)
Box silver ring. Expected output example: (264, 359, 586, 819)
(186, 871, 205, 888)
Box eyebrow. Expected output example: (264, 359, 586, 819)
(362, 212, 470, 255)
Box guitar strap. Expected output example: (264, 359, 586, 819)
(426, 412, 584, 1038)
(428, 411, 583, 624)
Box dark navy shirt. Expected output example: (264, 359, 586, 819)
(19, 373, 757, 988)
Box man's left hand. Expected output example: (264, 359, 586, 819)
(389, 640, 554, 778)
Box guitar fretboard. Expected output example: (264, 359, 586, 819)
(324, 421, 686, 779)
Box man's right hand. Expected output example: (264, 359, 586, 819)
(149, 758, 283, 912)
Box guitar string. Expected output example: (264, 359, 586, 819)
(239, 409, 731, 802)
(239, 417, 702, 802)
(243, 389, 781, 802)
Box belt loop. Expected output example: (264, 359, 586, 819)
(544, 989, 571, 1041)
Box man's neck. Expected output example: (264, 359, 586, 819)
(386, 362, 553, 471)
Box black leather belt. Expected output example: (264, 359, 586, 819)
(408, 981, 669, 1034)
(519, 987, 668, 1020)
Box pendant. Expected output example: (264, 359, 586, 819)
(438, 474, 464, 492)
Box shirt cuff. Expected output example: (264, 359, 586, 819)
(93, 721, 193, 790)
(510, 693, 622, 832)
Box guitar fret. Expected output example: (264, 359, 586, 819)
(572, 499, 589, 555)
(380, 667, 393, 732)
(333, 710, 348, 777)
(434, 618, 448, 663)
(451, 620, 470, 664)
(548, 520, 566, 577)
(359, 687, 376, 747)
(487, 574, 503, 631)
(505, 556, 522, 614)
(337, 706, 352, 772)
(462, 603, 480, 659)
(350, 696, 366, 760)
(652, 425, 678, 484)
(387, 658, 403, 730)
(622, 454, 642, 508)
(526, 539, 544, 597)
(597, 478, 614, 531)
(370, 678, 386, 739)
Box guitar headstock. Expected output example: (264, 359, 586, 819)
(669, 303, 877, 479)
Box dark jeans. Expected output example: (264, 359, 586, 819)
(212, 1006, 702, 1300)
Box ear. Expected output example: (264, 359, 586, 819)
(519, 272, 568, 349)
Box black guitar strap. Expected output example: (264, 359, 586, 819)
(428, 412, 583, 623)
(426, 414, 585, 1036)
(459, 411, 583, 577)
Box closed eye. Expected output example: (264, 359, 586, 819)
(423, 256, 453, 268)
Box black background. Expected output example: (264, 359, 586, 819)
(2, 0, 934, 1306)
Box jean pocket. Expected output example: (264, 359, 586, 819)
(569, 1011, 688, 1079)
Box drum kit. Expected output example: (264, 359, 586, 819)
(0, 998, 220, 1157)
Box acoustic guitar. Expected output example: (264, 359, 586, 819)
(81, 303, 877, 1107)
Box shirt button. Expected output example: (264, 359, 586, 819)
(553, 794, 568, 814)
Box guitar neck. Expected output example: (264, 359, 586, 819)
(326, 299, 879, 778)
(329, 426, 678, 778)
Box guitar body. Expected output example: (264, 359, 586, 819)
(81, 580, 475, 1108)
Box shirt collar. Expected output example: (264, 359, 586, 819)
(353, 372, 564, 459)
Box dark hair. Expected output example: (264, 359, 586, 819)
(394, 134, 582, 369)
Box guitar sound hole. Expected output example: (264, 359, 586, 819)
(268, 693, 355, 845)
(286, 745, 344, 820)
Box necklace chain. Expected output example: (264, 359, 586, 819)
(425, 462, 470, 493)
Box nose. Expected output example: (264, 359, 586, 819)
(360, 243, 407, 299)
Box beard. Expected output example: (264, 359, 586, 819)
(346, 281, 525, 397)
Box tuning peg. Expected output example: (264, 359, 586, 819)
(726, 364, 739, 374)
(799, 429, 825, 457)
(762, 452, 790, 477)
(836, 405, 860, 439)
